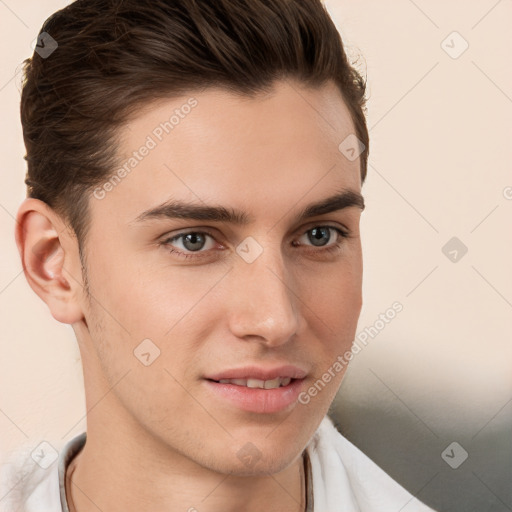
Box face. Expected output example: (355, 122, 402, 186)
(77, 79, 364, 475)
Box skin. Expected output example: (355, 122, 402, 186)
(15, 78, 364, 512)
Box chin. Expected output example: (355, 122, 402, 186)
(226, 449, 301, 477)
(189, 434, 303, 477)
(236, 437, 305, 476)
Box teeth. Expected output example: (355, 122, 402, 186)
(264, 377, 281, 389)
(247, 378, 265, 388)
(217, 377, 292, 388)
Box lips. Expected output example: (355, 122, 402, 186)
(206, 364, 308, 382)
(203, 364, 308, 414)
(217, 377, 292, 389)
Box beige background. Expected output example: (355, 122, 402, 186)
(0, 1, 511, 510)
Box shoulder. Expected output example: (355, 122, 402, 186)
(306, 415, 437, 512)
(0, 442, 61, 511)
(0, 433, 86, 512)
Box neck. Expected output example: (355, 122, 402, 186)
(65, 416, 306, 512)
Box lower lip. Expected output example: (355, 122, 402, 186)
(204, 378, 305, 414)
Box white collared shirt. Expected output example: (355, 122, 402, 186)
(0, 415, 436, 511)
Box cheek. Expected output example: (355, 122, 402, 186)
(306, 262, 362, 331)
(86, 243, 214, 335)
(83, 252, 229, 398)
(300, 260, 362, 387)
(85, 292, 196, 430)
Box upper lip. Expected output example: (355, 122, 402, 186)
(206, 365, 308, 382)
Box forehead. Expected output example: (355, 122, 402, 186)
(90, 79, 362, 228)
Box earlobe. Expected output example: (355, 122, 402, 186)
(15, 198, 85, 324)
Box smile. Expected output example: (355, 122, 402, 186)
(215, 377, 292, 389)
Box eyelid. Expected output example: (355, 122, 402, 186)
(160, 223, 350, 259)
(160, 222, 349, 245)
(292, 225, 349, 249)
(160, 229, 221, 261)
(298, 221, 350, 236)
(161, 229, 220, 249)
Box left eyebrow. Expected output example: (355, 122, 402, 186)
(132, 189, 365, 225)
(296, 189, 365, 221)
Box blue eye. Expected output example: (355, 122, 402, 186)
(162, 226, 349, 260)
(162, 231, 217, 259)
(296, 226, 346, 248)
(171, 232, 213, 252)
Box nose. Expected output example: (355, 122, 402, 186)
(227, 247, 300, 348)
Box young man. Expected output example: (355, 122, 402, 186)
(3, 0, 436, 510)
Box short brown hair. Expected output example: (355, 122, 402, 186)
(21, 0, 369, 256)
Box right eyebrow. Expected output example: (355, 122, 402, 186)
(132, 189, 365, 225)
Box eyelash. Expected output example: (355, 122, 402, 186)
(160, 226, 350, 260)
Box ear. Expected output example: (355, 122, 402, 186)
(15, 198, 85, 324)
